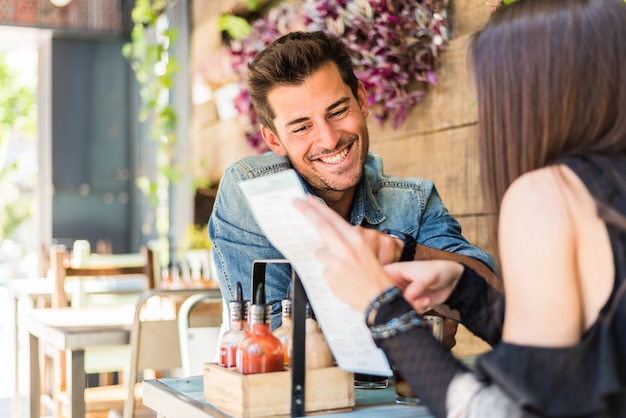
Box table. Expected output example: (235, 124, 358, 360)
(6, 278, 56, 418)
(6, 277, 144, 418)
(23, 305, 135, 418)
(143, 375, 435, 418)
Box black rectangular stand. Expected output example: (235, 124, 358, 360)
(252, 259, 307, 417)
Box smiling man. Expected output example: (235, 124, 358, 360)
(208, 31, 496, 331)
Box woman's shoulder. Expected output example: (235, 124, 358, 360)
(499, 166, 584, 346)
(500, 166, 579, 224)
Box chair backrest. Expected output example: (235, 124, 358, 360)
(49, 244, 156, 308)
(123, 287, 222, 418)
(177, 292, 223, 376)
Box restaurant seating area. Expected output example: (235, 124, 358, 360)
(2, 241, 222, 418)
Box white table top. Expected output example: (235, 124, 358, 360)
(143, 376, 435, 418)
(6, 277, 55, 297)
(74, 252, 145, 268)
(7, 275, 147, 300)
(22, 305, 135, 350)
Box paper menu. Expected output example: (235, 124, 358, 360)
(239, 169, 392, 376)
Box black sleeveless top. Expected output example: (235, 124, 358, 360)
(475, 155, 626, 417)
(373, 155, 626, 417)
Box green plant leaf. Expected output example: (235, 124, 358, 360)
(218, 15, 252, 40)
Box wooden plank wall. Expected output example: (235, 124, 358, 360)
(368, 0, 496, 257)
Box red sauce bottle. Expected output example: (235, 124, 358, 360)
(218, 282, 248, 368)
(236, 284, 284, 374)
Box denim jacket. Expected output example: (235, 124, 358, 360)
(208, 151, 495, 330)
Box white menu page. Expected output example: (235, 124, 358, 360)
(239, 169, 392, 376)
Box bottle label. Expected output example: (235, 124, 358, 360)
(238, 353, 284, 374)
(219, 346, 238, 368)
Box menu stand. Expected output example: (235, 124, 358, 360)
(252, 260, 306, 417)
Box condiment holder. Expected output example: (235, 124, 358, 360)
(203, 259, 355, 417)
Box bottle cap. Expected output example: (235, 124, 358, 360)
(249, 283, 271, 324)
(279, 282, 293, 317)
(229, 282, 245, 320)
(305, 303, 316, 320)
(281, 298, 292, 316)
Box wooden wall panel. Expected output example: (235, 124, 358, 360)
(448, 0, 495, 37)
(372, 129, 496, 257)
(372, 125, 483, 216)
(190, 119, 250, 182)
(457, 214, 496, 258)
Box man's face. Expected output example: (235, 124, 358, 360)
(261, 62, 370, 201)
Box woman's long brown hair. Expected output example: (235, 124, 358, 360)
(470, 0, 626, 262)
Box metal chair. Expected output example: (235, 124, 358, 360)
(122, 287, 222, 418)
(177, 292, 223, 376)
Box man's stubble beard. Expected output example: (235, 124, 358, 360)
(285, 132, 369, 194)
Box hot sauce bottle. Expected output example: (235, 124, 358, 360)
(236, 284, 284, 374)
(272, 298, 293, 367)
(272, 283, 293, 366)
(304, 304, 335, 369)
(218, 282, 248, 368)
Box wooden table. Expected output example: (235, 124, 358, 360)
(6, 276, 145, 418)
(143, 375, 435, 418)
(6, 278, 56, 418)
(23, 305, 135, 418)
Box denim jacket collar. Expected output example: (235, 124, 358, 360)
(350, 175, 386, 226)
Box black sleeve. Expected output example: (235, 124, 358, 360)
(373, 297, 468, 418)
(443, 265, 504, 346)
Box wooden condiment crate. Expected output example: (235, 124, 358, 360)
(203, 363, 355, 417)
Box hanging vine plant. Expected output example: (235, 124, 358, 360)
(122, 0, 180, 255)
(0, 54, 36, 244)
(221, 0, 450, 153)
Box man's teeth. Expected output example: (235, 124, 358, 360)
(320, 147, 349, 164)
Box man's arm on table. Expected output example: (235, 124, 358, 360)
(414, 245, 501, 292)
(413, 186, 500, 291)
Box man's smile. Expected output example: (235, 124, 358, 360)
(310, 136, 357, 167)
(319, 146, 350, 164)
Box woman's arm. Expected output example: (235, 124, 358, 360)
(369, 293, 534, 418)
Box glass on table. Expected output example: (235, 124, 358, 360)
(393, 315, 444, 405)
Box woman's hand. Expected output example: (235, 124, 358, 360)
(385, 260, 464, 313)
(294, 195, 393, 312)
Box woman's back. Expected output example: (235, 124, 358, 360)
(478, 154, 626, 416)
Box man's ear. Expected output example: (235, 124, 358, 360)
(261, 125, 287, 156)
(357, 81, 370, 118)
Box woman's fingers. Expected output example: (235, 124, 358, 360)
(384, 260, 464, 311)
(295, 195, 364, 253)
(294, 195, 392, 311)
(294, 195, 345, 241)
